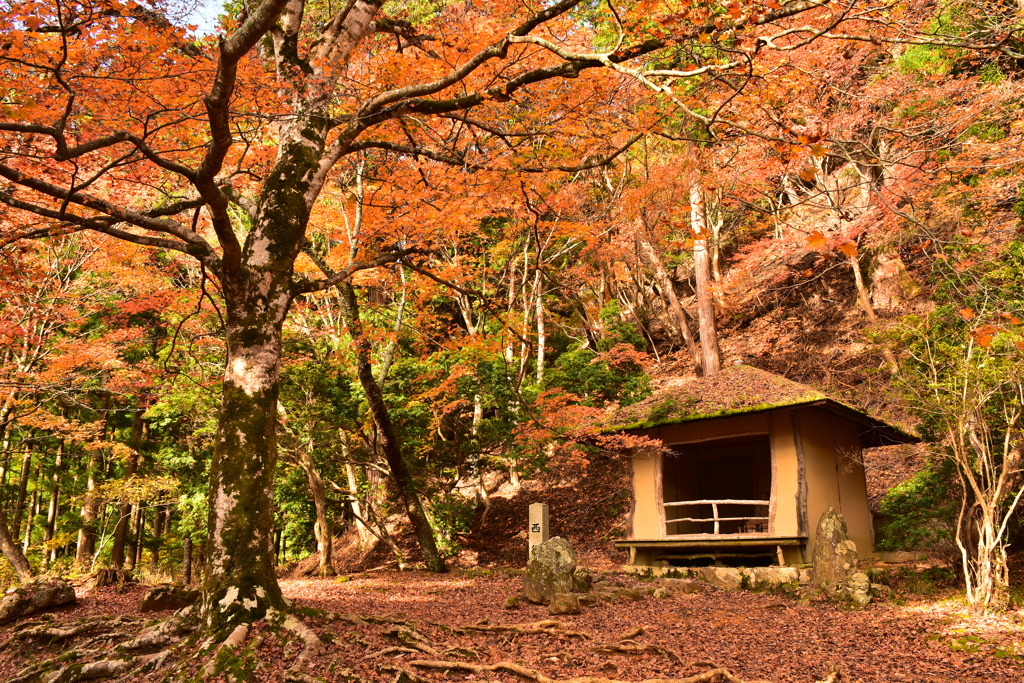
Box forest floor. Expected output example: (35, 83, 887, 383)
(3, 568, 1024, 682)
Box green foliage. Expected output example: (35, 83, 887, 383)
(896, 44, 952, 77)
(965, 122, 1007, 142)
(428, 492, 476, 557)
(877, 461, 959, 551)
(598, 301, 647, 351)
(545, 344, 650, 408)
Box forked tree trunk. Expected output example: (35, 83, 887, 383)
(0, 505, 32, 582)
(298, 446, 334, 576)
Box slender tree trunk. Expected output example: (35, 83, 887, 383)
(183, 536, 193, 585)
(43, 443, 62, 569)
(152, 505, 165, 568)
(132, 506, 145, 570)
(690, 185, 721, 375)
(298, 446, 334, 576)
(535, 269, 546, 385)
(76, 411, 108, 567)
(111, 410, 143, 569)
(339, 282, 445, 572)
(11, 444, 32, 537)
(343, 458, 375, 548)
(22, 469, 39, 553)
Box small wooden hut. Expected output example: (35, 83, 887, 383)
(605, 364, 917, 566)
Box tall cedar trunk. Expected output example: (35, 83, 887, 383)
(22, 466, 40, 553)
(339, 282, 445, 572)
(690, 185, 721, 375)
(11, 445, 31, 537)
(298, 446, 334, 576)
(111, 410, 143, 569)
(76, 409, 109, 567)
(152, 505, 165, 568)
(44, 442, 62, 569)
(130, 505, 144, 570)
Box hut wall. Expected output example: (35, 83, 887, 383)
(797, 407, 874, 557)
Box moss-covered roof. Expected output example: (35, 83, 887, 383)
(604, 364, 917, 447)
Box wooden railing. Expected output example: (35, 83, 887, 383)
(664, 499, 770, 535)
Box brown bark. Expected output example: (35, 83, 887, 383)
(183, 536, 193, 585)
(339, 282, 446, 573)
(11, 445, 32, 537)
(22, 461, 40, 553)
(298, 445, 334, 576)
(690, 185, 721, 375)
(638, 234, 702, 375)
(111, 410, 143, 569)
(131, 506, 144, 570)
(0, 503, 32, 582)
(43, 443, 61, 569)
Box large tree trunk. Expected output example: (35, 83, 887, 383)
(201, 306, 289, 635)
(339, 282, 446, 573)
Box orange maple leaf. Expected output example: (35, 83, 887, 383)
(838, 241, 858, 258)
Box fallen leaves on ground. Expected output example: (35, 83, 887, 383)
(2, 571, 1022, 682)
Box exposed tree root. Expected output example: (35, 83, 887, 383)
(281, 612, 324, 675)
(13, 615, 144, 642)
(408, 658, 772, 683)
(367, 645, 424, 659)
(200, 622, 251, 678)
(384, 626, 441, 655)
(462, 619, 592, 640)
(591, 640, 685, 664)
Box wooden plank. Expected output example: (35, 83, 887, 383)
(666, 516, 770, 523)
(663, 499, 770, 507)
(615, 537, 805, 549)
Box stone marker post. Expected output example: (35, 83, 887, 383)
(528, 503, 549, 559)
